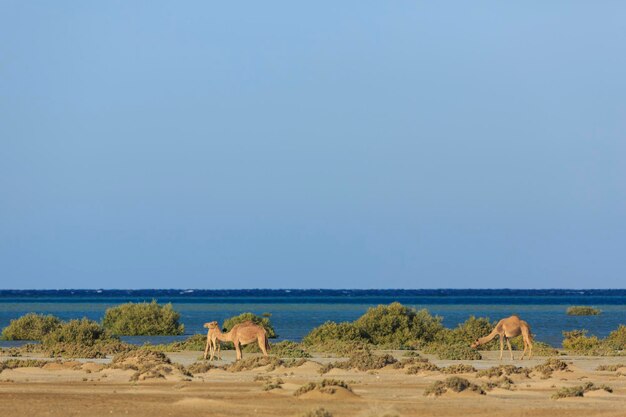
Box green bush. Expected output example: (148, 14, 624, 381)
(222, 312, 276, 338)
(294, 379, 352, 396)
(1, 313, 62, 341)
(102, 301, 184, 336)
(562, 330, 609, 356)
(446, 316, 497, 349)
(353, 303, 444, 348)
(566, 306, 601, 316)
(303, 303, 443, 351)
(43, 318, 108, 346)
(606, 325, 626, 350)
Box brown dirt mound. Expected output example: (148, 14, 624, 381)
(108, 350, 191, 381)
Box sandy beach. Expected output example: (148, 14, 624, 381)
(1, 350, 625, 417)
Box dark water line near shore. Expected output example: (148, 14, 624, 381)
(1, 289, 624, 348)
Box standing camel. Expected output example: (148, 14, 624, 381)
(203, 320, 270, 361)
(203, 322, 221, 361)
(470, 315, 533, 360)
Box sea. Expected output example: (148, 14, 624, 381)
(1, 289, 624, 348)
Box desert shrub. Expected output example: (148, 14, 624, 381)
(0, 359, 51, 373)
(606, 325, 626, 350)
(224, 356, 284, 372)
(534, 358, 569, 379)
(446, 316, 497, 349)
(186, 361, 216, 374)
(442, 364, 477, 374)
(551, 382, 612, 399)
(271, 341, 312, 358)
(109, 349, 190, 381)
(566, 306, 601, 316)
(423, 341, 482, 360)
(102, 301, 184, 336)
(529, 341, 560, 356)
(300, 408, 333, 417)
(481, 376, 515, 391)
(1, 313, 62, 341)
(144, 334, 207, 352)
(222, 312, 276, 338)
(43, 318, 108, 346)
(403, 350, 421, 357)
(294, 379, 352, 396)
(353, 303, 444, 348)
(562, 330, 611, 356)
(596, 363, 625, 371)
(476, 365, 530, 379)
(423, 377, 485, 396)
(406, 361, 440, 374)
(319, 348, 396, 373)
(40, 318, 132, 358)
(303, 303, 443, 351)
(302, 322, 367, 347)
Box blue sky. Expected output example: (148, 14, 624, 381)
(1, 2, 625, 289)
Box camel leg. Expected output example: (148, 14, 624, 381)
(505, 338, 514, 360)
(216, 340, 222, 360)
(204, 333, 211, 360)
(235, 341, 242, 361)
(520, 339, 527, 360)
(258, 336, 268, 357)
(528, 340, 533, 359)
(499, 334, 504, 360)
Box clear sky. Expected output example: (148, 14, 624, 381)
(1, 2, 625, 289)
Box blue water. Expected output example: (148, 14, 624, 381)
(0, 289, 624, 347)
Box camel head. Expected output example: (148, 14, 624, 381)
(470, 339, 480, 349)
(204, 321, 219, 329)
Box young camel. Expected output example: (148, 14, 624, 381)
(471, 315, 533, 360)
(203, 320, 270, 361)
(203, 323, 221, 361)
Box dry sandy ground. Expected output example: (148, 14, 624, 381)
(1, 350, 625, 417)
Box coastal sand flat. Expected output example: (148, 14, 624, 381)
(1, 351, 625, 417)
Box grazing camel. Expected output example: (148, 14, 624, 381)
(203, 320, 270, 361)
(470, 315, 533, 360)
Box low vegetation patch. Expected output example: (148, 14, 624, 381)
(294, 379, 352, 396)
(0, 359, 51, 373)
(476, 365, 531, 379)
(423, 376, 485, 397)
(406, 361, 440, 374)
(596, 363, 625, 372)
(481, 376, 515, 391)
(270, 341, 312, 358)
(441, 364, 477, 374)
(422, 341, 482, 360)
(224, 356, 284, 372)
(562, 326, 626, 356)
(552, 382, 612, 399)
(534, 358, 569, 379)
(186, 361, 216, 374)
(300, 407, 333, 417)
(109, 349, 190, 381)
(142, 334, 206, 352)
(102, 301, 184, 336)
(566, 306, 601, 316)
(1, 313, 62, 341)
(319, 349, 397, 374)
